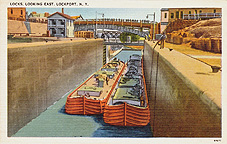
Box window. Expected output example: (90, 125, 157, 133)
(61, 20, 64, 25)
(214, 9, 216, 13)
(11, 9, 13, 14)
(189, 11, 191, 14)
(176, 11, 179, 19)
(52, 29, 56, 35)
(61, 29, 64, 34)
(171, 13, 174, 18)
(181, 11, 183, 18)
(199, 10, 202, 13)
(21, 10, 23, 15)
(195, 10, 197, 14)
(164, 13, 167, 18)
(52, 20, 56, 25)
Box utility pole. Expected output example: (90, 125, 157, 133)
(95, 11, 97, 38)
(153, 12, 155, 41)
(95, 11, 104, 38)
(146, 12, 156, 41)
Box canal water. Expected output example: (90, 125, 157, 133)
(13, 49, 152, 137)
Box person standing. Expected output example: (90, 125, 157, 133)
(105, 76, 109, 85)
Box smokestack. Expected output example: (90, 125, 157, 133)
(62, 8, 64, 14)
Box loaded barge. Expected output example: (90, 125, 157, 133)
(65, 59, 125, 115)
(103, 54, 150, 126)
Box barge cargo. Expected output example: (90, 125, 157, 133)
(103, 54, 150, 126)
(65, 59, 125, 115)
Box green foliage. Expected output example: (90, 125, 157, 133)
(119, 32, 140, 43)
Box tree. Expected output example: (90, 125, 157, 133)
(119, 32, 140, 43)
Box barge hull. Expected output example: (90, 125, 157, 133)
(104, 103, 150, 126)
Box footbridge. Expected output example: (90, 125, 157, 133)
(74, 19, 161, 38)
(104, 41, 144, 46)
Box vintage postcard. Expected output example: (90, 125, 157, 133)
(1, 0, 226, 144)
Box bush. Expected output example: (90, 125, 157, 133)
(120, 32, 140, 43)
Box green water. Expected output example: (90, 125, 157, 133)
(13, 89, 100, 137)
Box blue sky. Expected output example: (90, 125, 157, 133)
(26, 8, 161, 22)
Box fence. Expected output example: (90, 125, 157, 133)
(183, 13, 222, 20)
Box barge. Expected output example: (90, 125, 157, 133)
(103, 54, 150, 126)
(65, 59, 125, 115)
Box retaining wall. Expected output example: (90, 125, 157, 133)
(8, 20, 47, 36)
(8, 20, 29, 34)
(144, 41, 221, 137)
(8, 39, 103, 136)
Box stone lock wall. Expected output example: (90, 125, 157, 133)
(144, 41, 221, 137)
(8, 39, 103, 136)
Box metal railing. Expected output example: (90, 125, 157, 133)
(183, 13, 222, 20)
(77, 18, 154, 24)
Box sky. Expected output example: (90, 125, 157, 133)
(26, 8, 161, 22)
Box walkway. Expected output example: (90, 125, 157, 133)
(149, 41, 221, 110)
(164, 42, 222, 67)
(75, 19, 157, 29)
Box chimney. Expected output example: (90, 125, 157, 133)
(62, 8, 64, 14)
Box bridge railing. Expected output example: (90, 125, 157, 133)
(76, 18, 153, 24)
(74, 18, 161, 38)
(74, 18, 158, 29)
(183, 13, 222, 20)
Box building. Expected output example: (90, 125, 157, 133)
(71, 15, 84, 21)
(160, 8, 222, 32)
(74, 31, 94, 38)
(47, 11, 75, 38)
(28, 12, 49, 23)
(8, 7, 26, 21)
(29, 12, 50, 18)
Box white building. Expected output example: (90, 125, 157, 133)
(47, 12, 75, 38)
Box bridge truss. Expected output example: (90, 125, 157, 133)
(74, 24, 150, 38)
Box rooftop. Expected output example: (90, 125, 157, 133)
(71, 15, 84, 20)
(47, 12, 75, 20)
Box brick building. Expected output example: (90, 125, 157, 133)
(8, 7, 26, 21)
(74, 31, 94, 38)
(160, 8, 222, 32)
